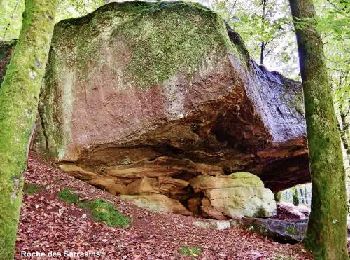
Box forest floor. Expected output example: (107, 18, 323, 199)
(15, 153, 313, 260)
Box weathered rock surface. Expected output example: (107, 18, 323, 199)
(191, 172, 276, 218)
(241, 217, 308, 244)
(120, 194, 191, 215)
(192, 216, 308, 244)
(34, 2, 309, 217)
(274, 202, 310, 220)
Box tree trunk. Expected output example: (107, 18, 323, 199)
(0, 0, 58, 258)
(259, 41, 265, 65)
(259, 0, 267, 65)
(288, 0, 349, 259)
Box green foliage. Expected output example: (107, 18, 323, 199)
(285, 225, 297, 235)
(57, 0, 105, 21)
(213, 0, 299, 78)
(0, 0, 105, 41)
(58, 188, 80, 204)
(82, 199, 131, 228)
(315, 1, 350, 142)
(178, 245, 202, 257)
(58, 188, 131, 228)
(23, 183, 44, 195)
(0, 0, 25, 41)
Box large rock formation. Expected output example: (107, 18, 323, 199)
(190, 172, 277, 218)
(34, 2, 309, 217)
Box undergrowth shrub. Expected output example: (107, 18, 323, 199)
(23, 183, 44, 195)
(58, 188, 131, 228)
(178, 245, 202, 257)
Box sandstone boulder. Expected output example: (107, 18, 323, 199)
(126, 177, 159, 195)
(190, 172, 264, 191)
(33, 2, 309, 217)
(89, 177, 127, 195)
(36, 1, 308, 192)
(120, 194, 191, 215)
(191, 172, 277, 218)
(59, 164, 97, 180)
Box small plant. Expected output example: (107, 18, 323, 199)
(83, 199, 131, 228)
(23, 183, 44, 195)
(286, 225, 297, 235)
(58, 188, 80, 204)
(253, 207, 267, 217)
(58, 188, 130, 228)
(178, 245, 202, 257)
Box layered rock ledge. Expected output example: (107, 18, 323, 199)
(33, 2, 309, 217)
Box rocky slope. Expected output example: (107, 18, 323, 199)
(16, 153, 312, 260)
(31, 2, 309, 218)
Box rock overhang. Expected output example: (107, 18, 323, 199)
(31, 1, 310, 217)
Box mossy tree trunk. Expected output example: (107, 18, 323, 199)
(288, 0, 349, 259)
(0, 0, 58, 258)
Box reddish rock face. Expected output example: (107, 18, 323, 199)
(34, 2, 309, 217)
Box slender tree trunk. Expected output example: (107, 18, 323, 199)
(259, 0, 267, 65)
(259, 41, 265, 65)
(0, 0, 58, 259)
(288, 0, 349, 259)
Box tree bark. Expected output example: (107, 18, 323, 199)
(259, 0, 267, 65)
(0, 0, 58, 258)
(288, 0, 349, 259)
(259, 41, 265, 65)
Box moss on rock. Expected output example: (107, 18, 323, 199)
(39, 1, 246, 159)
(229, 171, 265, 186)
(51, 1, 235, 88)
(108, 2, 227, 88)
